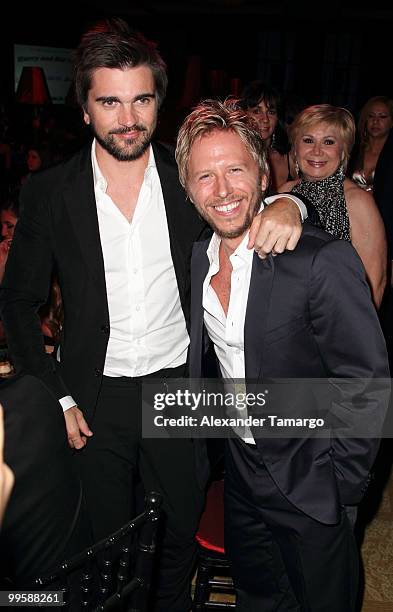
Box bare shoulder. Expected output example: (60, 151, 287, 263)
(278, 179, 299, 193)
(344, 179, 378, 213)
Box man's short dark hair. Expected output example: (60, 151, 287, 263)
(73, 17, 168, 109)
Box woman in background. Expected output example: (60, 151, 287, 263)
(240, 82, 294, 192)
(0, 198, 62, 352)
(280, 104, 386, 308)
(350, 96, 393, 191)
(0, 199, 19, 283)
(20, 144, 53, 186)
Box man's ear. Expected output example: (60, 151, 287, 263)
(261, 173, 268, 194)
(185, 186, 194, 204)
(83, 107, 90, 126)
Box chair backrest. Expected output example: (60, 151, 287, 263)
(34, 491, 162, 611)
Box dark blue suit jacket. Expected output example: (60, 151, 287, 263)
(189, 223, 390, 524)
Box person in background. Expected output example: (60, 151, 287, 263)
(20, 144, 53, 186)
(0, 199, 60, 355)
(0, 199, 19, 283)
(350, 96, 393, 191)
(240, 81, 295, 192)
(280, 104, 387, 308)
(373, 126, 393, 366)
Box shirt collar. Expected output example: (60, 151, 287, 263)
(91, 139, 156, 194)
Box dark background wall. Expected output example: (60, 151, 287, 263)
(1, 1, 392, 141)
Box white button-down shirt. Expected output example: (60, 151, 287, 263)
(203, 231, 256, 443)
(93, 142, 188, 377)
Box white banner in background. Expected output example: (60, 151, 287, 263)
(14, 44, 73, 104)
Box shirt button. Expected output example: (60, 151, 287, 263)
(136, 305, 140, 312)
(94, 368, 102, 377)
(100, 324, 110, 334)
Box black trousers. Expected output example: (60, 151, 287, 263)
(225, 438, 359, 612)
(78, 366, 205, 612)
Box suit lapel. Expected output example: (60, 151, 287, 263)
(63, 146, 107, 297)
(244, 253, 275, 380)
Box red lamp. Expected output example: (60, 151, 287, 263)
(16, 66, 52, 105)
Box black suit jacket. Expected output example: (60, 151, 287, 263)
(0, 142, 207, 418)
(189, 223, 390, 524)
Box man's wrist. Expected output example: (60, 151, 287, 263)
(59, 395, 77, 412)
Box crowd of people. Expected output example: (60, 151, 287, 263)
(0, 15, 392, 612)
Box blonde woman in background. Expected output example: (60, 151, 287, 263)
(280, 104, 386, 307)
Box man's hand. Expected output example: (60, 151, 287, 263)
(64, 405, 93, 450)
(248, 197, 302, 259)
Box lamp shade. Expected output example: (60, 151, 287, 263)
(16, 66, 52, 105)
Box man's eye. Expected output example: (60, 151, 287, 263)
(198, 174, 210, 181)
(229, 167, 242, 173)
(137, 97, 152, 105)
(268, 109, 277, 116)
(103, 99, 117, 107)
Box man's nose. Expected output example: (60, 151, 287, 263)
(118, 104, 138, 127)
(215, 174, 232, 198)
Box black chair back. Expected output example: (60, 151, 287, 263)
(34, 491, 162, 611)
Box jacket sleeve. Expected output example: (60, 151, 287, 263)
(0, 176, 70, 402)
(309, 238, 390, 504)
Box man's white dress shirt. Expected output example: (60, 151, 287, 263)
(203, 232, 256, 443)
(60, 142, 188, 410)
